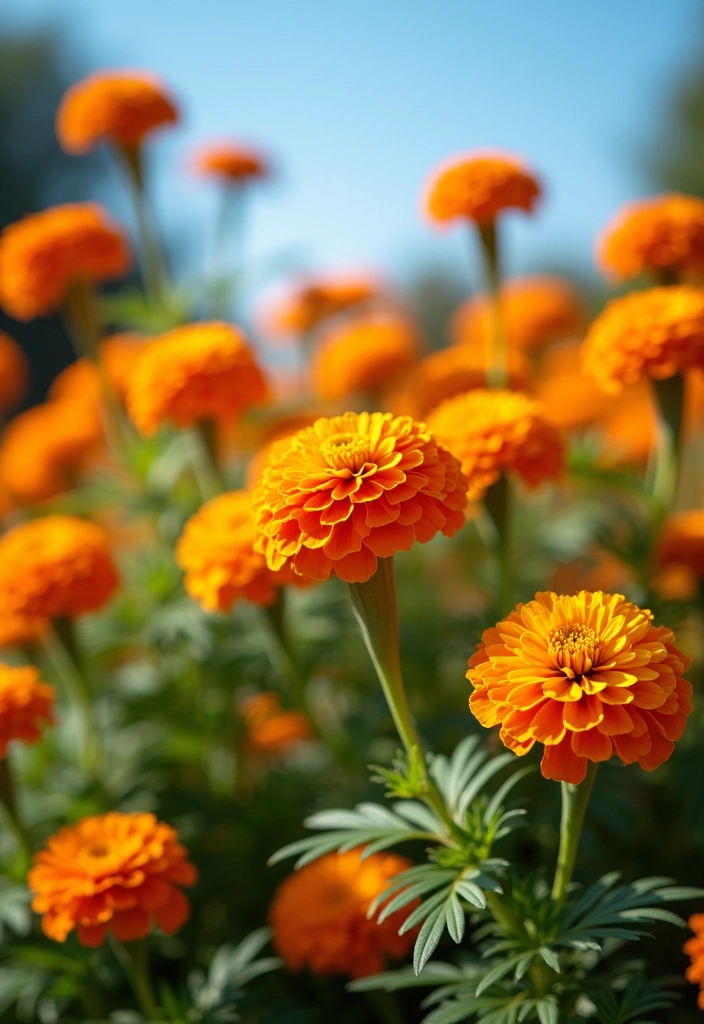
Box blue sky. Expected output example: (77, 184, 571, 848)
(2, 0, 703, 290)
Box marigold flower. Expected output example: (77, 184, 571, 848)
(598, 194, 704, 281)
(252, 411, 468, 584)
(657, 510, 704, 579)
(0, 331, 28, 412)
(467, 591, 693, 784)
(598, 382, 657, 467)
(265, 275, 378, 338)
(126, 322, 268, 436)
(425, 152, 541, 226)
(0, 664, 54, 757)
(0, 613, 48, 651)
(534, 341, 615, 433)
(0, 515, 118, 621)
(56, 71, 178, 153)
(313, 314, 421, 401)
(581, 286, 704, 393)
(241, 692, 312, 756)
(28, 811, 197, 946)
(427, 389, 565, 501)
(684, 914, 704, 1009)
(51, 335, 144, 405)
(452, 276, 584, 353)
(192, 142, 269, 183)
(0, 204, 130, 321)
(270, 848, 417, 978)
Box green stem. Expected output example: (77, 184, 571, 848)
(650, 374, 686, 515)
(209, 187, 246, 318)
(0, 755, 31, 865)
(551, 762, 598, 903)
(118, 144, 170, 307)
(112, 937, 160, 1021)
(484, 473, 514, 616)
(476, 221, 508, 389)
(190, 421, 226, 500)
(41, 621, 100, 779)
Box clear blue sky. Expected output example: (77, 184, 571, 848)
(2, 0, 703, 289)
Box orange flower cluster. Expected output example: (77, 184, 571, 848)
(313, 314, 420, 401)
(241, 692, 312, 756)
(452, 276, 584, 353)
(0, 664, 54, 758)
(0, 204, 130, 321)
(0, 331, 28, 412)
(56, 71, 178, 153)
(266, 275, 378, 337)
(252, 411, 468, 583)
(684, 915, 704, 1009)
(468, 591, 692, 784)
(581, 286, 704, 393)
(127, 322, 268, 436)
(0, 516, 118, 621)
(658, 510, 704, 579)
(598, 194, 704, 281)
(177, 490, 305, 611)
(270, 848, 417, 978)
(427, 389, 565, 501)
(425, 152, 541, 226)
(193, 142, 269, 183)
(28, 811, 197, 946)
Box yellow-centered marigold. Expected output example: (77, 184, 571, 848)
(598, 194, 704, 281)
(192, 142, 269, 183)
(467, 591, 692, 784)
(0, 331, 28, 412)
(270, 848, 417, 978)
(313, 314, 421, 401)
(252, 411, 468, 584)
(0, 664, 54, 757)
(425, 152, 541, 226)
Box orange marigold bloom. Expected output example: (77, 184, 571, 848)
(28, 811, 197, 947)
(0, 204, 130, 321)
(0, 515, 118, 620)
(684, 914, 704, 1009)
(535, 341, 616, 433)
(581, 286, 704, 393)
(425, 152, 541, 226)
(126, 322, 268, 436)
(0, 664, 54, 757)
(192, 142, 269, 183)
(265, 275, 378, 338)
(313, 314, 421, 401)
(270, 848, 417, 978)
(242, 692, 312, 756)
(427, 389, 565, 501)
(252, 411, 468, 584)
(598, 194, 704, 281)
(0, 330, 28, 412)
(452, 276, 584, 353)
(658, 510, 704, 579)
(468, 591, 693, 785)
(177, 490, 305, 611)
(56, 71, 178, 153)
(0, 613, 48, 651)
(51, 335, 144, 405)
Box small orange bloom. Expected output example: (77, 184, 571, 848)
(598, 194, 704, 281)
(126, 322, 268, 436)
(581, 286, 704, 393)
(0, 331, 28, 412)
(535, 341, 616, 433)
(28, 811, 197, 947)
(51, 335, 145, 405)
(192, 142, 269, 183)
(0, 515, 118, 621)
(658, 510, 704, 579)
(468, 591, 692, 784)
(425, 152, 541, 226)
(270, 848, 417, 978)
(264, 275, 379, 338)
(241, 692, 312, 756)
(313, 314, 421, 401)
(0, 204, 130, 321)
(0, 664, 54, 758)
(427, 389, 565, 501)
(56, 71, 178, 153)
(252, 411, 468, 584)
(684, 914, 704, 1009)
(452, 276, 584, 353)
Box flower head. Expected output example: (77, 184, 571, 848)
(0, 203, 130, 321)
(684, 914, 704, 1009)
(0, 515, 118, 620)
(657, 510, 704, 579)
(0, 331, 28, 412)
(241, 692, 312, 756)
(56, 71, 178, 153)
(252, 411, 468, 584)
(0, 664, 54, 758)
(270, 848, 417, 978)
(598, 194, 704, 281)
(425, 152, 541, 226)
(126, 322, 268, 436)
(467, 591, 692, 784)
(313, 314, 421, 401)
(264, 275, 378, 338)
(192, 142, 270, 183)
(28, 811, 197, 946)
(581, 286, 704, 393)
(427, 389, 565, 501)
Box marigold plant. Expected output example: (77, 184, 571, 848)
(598, 193, 704, 281)
(0, 664, 54, 758)
(313, 313, 421, 401)
(425, 151, 542, 225)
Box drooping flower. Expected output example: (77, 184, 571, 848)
(657, 510, 704, 579)
(241, 692, 312, 756)
(56, 71, 178, 153)
(581, 286, 704, 393)
(425, 151, 541, 226)
(0, 516, 118, 621)
(264, 275, 379, 339)
(684, 914, 704, 1009)
(0, 664, 54, 758)
(0, 331, 28, 412)
(177, 490, 305, 612)
(0, 204, 130, 321)
(467, 591, 692, 784)
(313, 314, 421, 401)
(427, 389, 565, 501)
(51, 335, 145, 405)
(252, 411, 468, 584)
(535, 340, 616, 433)
(269, 848, 417, 978)
(28, 811, 197, 946)
(598, 194, 704, 281)
(451, 276, 584, 352)
(126, 322, 268, 436)
(192, 142, 270, 183)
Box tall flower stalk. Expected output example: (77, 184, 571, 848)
(552, 763, 598, 903)
(477, 221, 509, 389)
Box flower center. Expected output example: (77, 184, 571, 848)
(85, 842, 111, 859)
(320, 432, 372, 473)
(548, 622, 601, 678)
